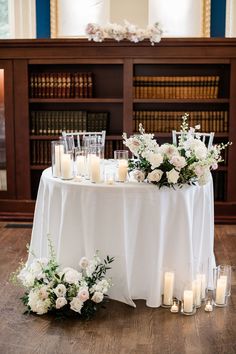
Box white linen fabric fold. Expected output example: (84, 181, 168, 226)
(28, 168, 215, 308)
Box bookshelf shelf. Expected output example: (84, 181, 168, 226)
(133, 99, 229, 104)
(29, 98, 123, 103)
(0, 39, 236, 222)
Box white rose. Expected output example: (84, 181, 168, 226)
(133, 170, 145, 182)
(38, 285, 49, 300)
(55, 297, 67, 309)
(79, 257, 90, 269)
(62, 268, 82, 284)
(147, 169, 163, 183)
(166, 169, 180, 184)
(77, 288, 89, 302)
(91, 291, 104, 303)
(160, 144, 178, 158)
(147, 152, 163, 169)
(70, 297, 83, 313)
(170, 155, 187, 170)
(54, 284, 67, 297)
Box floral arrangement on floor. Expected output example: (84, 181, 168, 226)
(12, 240, 114, 320)
(123, 113, 231, 188)
(85, 21, 162, 45)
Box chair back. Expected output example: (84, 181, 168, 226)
(62, 131, 106, 152)
(172, 131, 214, 150)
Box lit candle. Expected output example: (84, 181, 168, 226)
(183, 290, 193, 313)
(61, 153, 73, 180)
(215, 278, 227, 305)
(118, 159, 128, 182)
(76, 155, 86, 176)
(163, 272, 174, 306)
(170, 301, 179, 313)
(90, 155, 100, 183)
(192, 279, 201, 307)
(204, 300, 213, 312)
(54, 145, 64, 177)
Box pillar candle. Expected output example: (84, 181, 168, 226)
(163, 272, 174, 305)
(61, 153, 73, 179)
(118, 159, 128, 182)
(215, 278, 227, 305)
(54, 145, 64, 177)
(183, 290, 193, 313)
(90, 156, 100, 183)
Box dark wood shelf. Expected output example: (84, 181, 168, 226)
(30, 165, 49, 170)
(29, 134, 123, 140)
(29, 98, 123, 103)
(133, 99, 229, 104)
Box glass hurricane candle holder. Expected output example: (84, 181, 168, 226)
(213, 265, 231, 307)
(161, 271, 175, 308)
(88, 145, 104, 183)
(75, 148, 87, 177)
(114, 150, 129, 182)
(51, 140, 65, 178)
(181, 285, 196, 316)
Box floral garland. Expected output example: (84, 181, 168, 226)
(123, 113, 231, 188)
(12, 239, 114, 320)
(85, 21, 162, 45)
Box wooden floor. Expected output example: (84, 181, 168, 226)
(0, 223, 235, 354)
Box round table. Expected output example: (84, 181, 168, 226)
(29, 167, 215, 307)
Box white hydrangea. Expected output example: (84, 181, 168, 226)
(62, 268, 82, 284)
(28, 288, 51, 315)
(92, 279, 110, 294)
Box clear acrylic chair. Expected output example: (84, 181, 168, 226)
(172, 130, 215, 150)
(62, 130, 106, 152)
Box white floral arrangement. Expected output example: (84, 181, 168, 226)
(123, 113, 231, 188)
(85, 21, 162, 45)
(12, 240, 114, 320)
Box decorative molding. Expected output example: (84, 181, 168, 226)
(50, 0, 58, 38)
(226, 0, 236, 37)
(202, 0, 211, 37)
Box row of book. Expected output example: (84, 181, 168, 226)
(133, 76, 220, 99)
(30, 72, 93, 98)
(212, 171, 226, 201)
(133, 111, 228, 133)
(30, 139, 124, 164)
(30, 110, 109, 135)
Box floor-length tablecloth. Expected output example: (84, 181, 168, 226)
(28, 168, 215, 307)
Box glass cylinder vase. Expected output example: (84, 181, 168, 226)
(213, 265, 231, 307)
(51, 140, 65, 178)
(181, 282, 196, 316)
(114, 150, 128, 182)
(60, 152, 74, 180)
(161, 271, 175, 308)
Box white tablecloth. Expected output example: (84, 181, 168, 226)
(29, 167, 215, 307)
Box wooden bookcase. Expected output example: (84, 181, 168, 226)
(0, 38, 235, 222)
